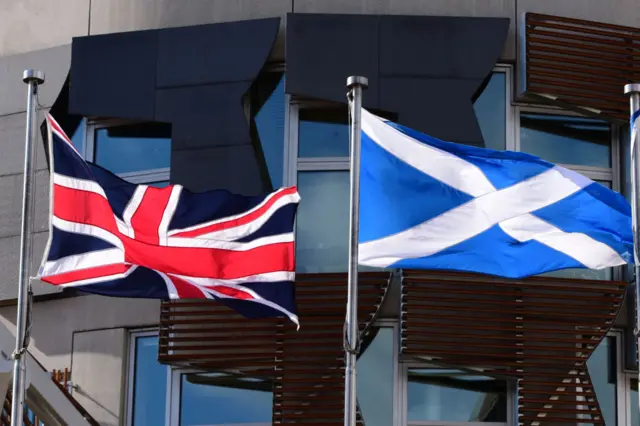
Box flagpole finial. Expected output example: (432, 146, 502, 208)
(625, 83, 640, 96)
(22, 69, 45, 85)
(347, 76, 368, 89)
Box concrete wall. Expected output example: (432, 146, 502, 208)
(0, 296, 160, 425)
(71, 328, 128, 426)
(4, 0, 640, 64)
(1, 0, 639, 424)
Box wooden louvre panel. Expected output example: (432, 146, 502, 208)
(158, 271, 392, 425)
(401, 270, 626, 426)
(158, 299, 280, 376)
(522, 12, 640, 121)
(273, 272, 391, 425)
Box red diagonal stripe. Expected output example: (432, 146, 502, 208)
(42, 263, 131, 285)
(208, 285, 255, 300)
(173, 186, 298, 238)
(130, 186, 174, 245)
(47, 115, 73, 144)
(54, 185, 119, 234)
(53, 185, 295, 279)
(168, 275, 208, 299)
(123, 238, 295, 279)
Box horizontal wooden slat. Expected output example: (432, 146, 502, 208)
(402, 269, 626, 426)
(159, 271, 391, 425)
(523, 12, 640, 121)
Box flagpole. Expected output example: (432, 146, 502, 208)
(10, 69, 45, 426)
(626, 82, 640, 423)
(344, 75, 368, 426)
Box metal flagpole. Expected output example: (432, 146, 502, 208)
(344, 75, 368, 426)
(10, 69, 45, 426)
(626, 82, 640, 425)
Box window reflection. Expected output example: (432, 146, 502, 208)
(132, 336, 168, 426)
(179, 372, 272, 425)
(298, 108, 349, 158)
(407, 368, 507, 423)
(70, 118, 87, 156)
(94, 122, 171, 174)
(474, 72, 506, 151)
(520, 114, 611, 168)
(297, 71, 506, 157)
(296, 171, 349, 273)
(357, 327, 394, 426)
(586, 336, 617, 426)
(254, 75, 286, 189)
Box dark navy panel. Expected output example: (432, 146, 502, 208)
(378, 16, 508, 80)
(171, 145, 264, 195)
(379, 78, 484, 146)
(285, 13, 509, 146)
(286, 13, 380, 108)
(69, 30, 158, 121)
(157, 18, 280, 87)
(155, 83, 250, 150)
(66, 18, 282, 196)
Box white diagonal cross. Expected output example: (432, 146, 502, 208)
(359, 109, 626, 269)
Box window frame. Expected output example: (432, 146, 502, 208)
(398, 361, 515, 426)
(514, 105, 620, 189)
(124, 328, 172, 426)
(284, 64, 515, 188)
(166, 367, 273, 426)
(514, 102, 621, 282)
(356, 319, 401, 426)
(82, 119, 172, 184)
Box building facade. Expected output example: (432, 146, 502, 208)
(0, 1, 639, 425)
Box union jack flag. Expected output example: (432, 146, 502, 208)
(37, 114, 300, 326)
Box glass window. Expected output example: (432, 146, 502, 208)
(179, 372, 272, 425)
(520, 114, 611, 168)
(131, 335, 169, 426)
(70, 118, 87, 156)
(298, 108, 349, 158)
(407, 368, 508, 423)
(296, 171, 349, 273)
(254, 75, 286, 189)
(587, 336, 617, 426)
(94, 122, 172, 174)
(357, 327, 394, 426)
(297, 72, 506, 157)
(474, 72, 506, 151)
(631, 377, 638, 426)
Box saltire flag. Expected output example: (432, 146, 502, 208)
(631, 102, 640, 264)
(358, 108, 633, 279)
(38, 114, 300, 326)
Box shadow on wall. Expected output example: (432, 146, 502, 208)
(0, 295, 160, 363)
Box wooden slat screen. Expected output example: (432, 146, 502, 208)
(401, 270, 627, 426)
(522, 12, 640, 121)
(273, 272, 391, 425)
(159, 271, 392, 425)
(159, 300, 280, 376)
